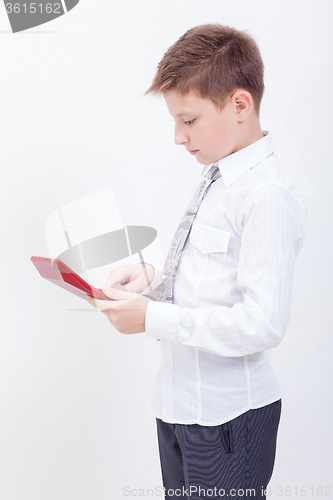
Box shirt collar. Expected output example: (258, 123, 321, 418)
(203, 131, 274, 188)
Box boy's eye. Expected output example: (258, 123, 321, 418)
(184, 119, 195, 125)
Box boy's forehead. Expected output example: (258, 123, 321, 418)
(164, 90, 199, 104)
(164, 90, 209, 115)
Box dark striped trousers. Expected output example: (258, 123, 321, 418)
(156, 400, 281, 500)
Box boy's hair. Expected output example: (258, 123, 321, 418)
(146, 23, 264, 114)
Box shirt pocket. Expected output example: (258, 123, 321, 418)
(190, 224, 231, 253)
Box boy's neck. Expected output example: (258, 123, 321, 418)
(234, 116, 264, 154)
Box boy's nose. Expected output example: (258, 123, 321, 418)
(174, 125, 189, 145)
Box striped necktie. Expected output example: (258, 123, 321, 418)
(155, 163, 221, 303)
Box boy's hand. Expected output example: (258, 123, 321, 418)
(102, 263, 155, 295)
(85, 288, 150, 334)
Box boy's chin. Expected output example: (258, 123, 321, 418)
(193, 151, 217, 165)
(194, 154, 207, 165)
(195, 156, 212, 165)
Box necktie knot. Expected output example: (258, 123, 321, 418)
(205, 164, 221, 181)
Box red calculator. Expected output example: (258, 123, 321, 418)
(31, 256, 112, 301)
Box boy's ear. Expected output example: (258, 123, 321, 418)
(231, 90, 253, 121)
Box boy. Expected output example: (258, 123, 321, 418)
(87, 24, 307, 499)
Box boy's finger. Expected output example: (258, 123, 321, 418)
(85, 294, 98, 308)
(102, 288, 139, 301)
(104, 270, 131, 289)
(104, 273, 127, 288)
(102, 282, 122, 295)
(116, 277, 145, 293)
(85, 294, 121, 311)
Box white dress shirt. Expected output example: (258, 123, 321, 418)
(144, 132, 308, 426)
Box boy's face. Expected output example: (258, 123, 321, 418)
(163, 90, 241, 165)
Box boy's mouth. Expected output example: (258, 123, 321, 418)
(188, 149, 199, 155)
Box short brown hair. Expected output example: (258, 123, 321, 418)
(146, 24, 264, 114)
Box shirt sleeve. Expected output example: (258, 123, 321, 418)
(145, 183, 307, 357)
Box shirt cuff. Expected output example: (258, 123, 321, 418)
(145, 300, 181, 342)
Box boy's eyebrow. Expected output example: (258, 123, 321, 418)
(176, 111, 190, 117)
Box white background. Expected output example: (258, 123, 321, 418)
(0, 1, 332, 499)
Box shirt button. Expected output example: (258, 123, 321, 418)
(164, 360, 170, 367)
(162, 273, 168, 280)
